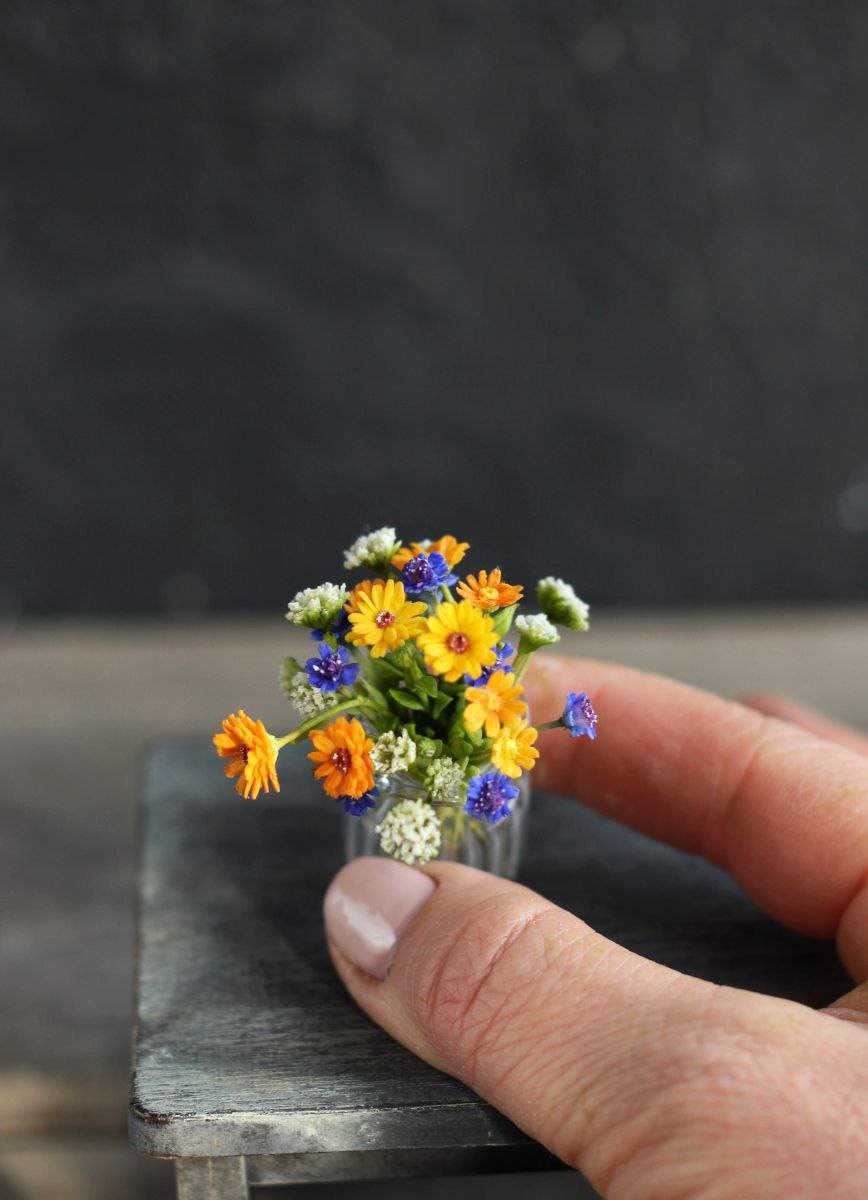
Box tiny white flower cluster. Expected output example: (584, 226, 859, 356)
(343, 527, 399, 570)
(286, 582, 349, 629)
(370, 728, 417, 775)
(514, 611, 560, 649)
(424, 755, 465, 801)
(376, 798, 441, 866)
(279, 658, 339, 719)
(291, 676, 340, 719)
(536, 576, 590, 632)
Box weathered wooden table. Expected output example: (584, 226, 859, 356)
(129, 736, 850, 1198)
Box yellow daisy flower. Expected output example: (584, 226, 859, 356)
(463, 670, 527, 738)
(308, 716, 374, 799)
(213, 710, 280, 799)
(456, 568, 524, 611)
(345, 578, 427, 658)
(491, 719, 539, 778)
(392, 534, 470, 572)
(416, 600, 496, 683)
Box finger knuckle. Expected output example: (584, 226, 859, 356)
(409, 891, 550, 1075)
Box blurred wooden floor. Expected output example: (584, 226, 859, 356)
(2, 610, 868, 1197)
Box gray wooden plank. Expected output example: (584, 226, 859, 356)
(129, 738, 849, 1160)
(246, 1145, 561, 1186)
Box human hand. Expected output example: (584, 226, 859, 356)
(323, 655, 868, 1198)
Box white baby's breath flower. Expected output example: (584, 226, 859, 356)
(424, 756, 465, 802)
(343, 527, 400, 571)
(286, 582, 349, 629)
(279, 657, 340, 719)
(285, 672, 338, 715)
(515, 612, 561, 651)
(377, 798, 441, 866)
(370, 728, 417, 775)
(536, 577, 590, 631)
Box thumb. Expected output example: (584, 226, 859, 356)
(324, 857, 868, 1197)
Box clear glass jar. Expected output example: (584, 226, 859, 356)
(342, 771, 532, 880)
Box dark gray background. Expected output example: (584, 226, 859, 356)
(3, 1, 868, 617)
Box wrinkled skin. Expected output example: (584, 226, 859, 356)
(327, 655, 868, 1200)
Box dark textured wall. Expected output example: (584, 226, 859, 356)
(3, 2, 868, 617)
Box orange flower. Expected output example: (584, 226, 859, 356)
(392, 535, 470, 572)
(346, 578, 377, 610)
(456, 568, 523, 611)
(213, 710, 280, 799)
(463, 670, 527, 738)
(308, 716, 375, 799)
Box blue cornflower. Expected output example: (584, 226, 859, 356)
(465, 641, 516, 686)
(311, 608, 352, 643)
(304, 643, 359, 693)
(464, 771, 519, 825)
(400, 551, 457, 595)
(563, 691, 598, 739)
(337, 787, 379, 816)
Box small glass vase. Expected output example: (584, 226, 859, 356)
(343, 772, 532, 880)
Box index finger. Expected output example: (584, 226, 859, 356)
(525, 654, 868, 978)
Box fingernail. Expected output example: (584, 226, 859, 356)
(324, 855, 436, 979)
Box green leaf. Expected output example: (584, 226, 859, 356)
(470, 742, 494, 765)
(431, 692, 453, 720)
(373, 658, 404, 682)
(415, 674, 438, 698)
(404, 660, 423, 685)
(448, 737, 473, 761)
(491, 603, 518, 639)
(446, 704, 470, 741)
(388, 687, 429, 713)
(360, 678, 390, 709)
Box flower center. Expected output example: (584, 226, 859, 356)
(479, 587, 499, 604)
(447, 632, 470, 654)
(331, 748, 351, 774)
(375, 610, 395, 628)
(240, 746, 249, 763)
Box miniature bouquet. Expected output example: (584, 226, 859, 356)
(213, 529, 597, 876)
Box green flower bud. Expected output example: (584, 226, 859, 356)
(536, 577, 590, 631)
(514, 612, 561, 654)
(343, 527, 401, 572)
(285, 583, 349, 630)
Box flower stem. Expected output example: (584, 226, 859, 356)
(274, 697, 378, 747)
(536, 718, 564, 732)
(512, 652, 531, 684)
(440, 584, 456, 604)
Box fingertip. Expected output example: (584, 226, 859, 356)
(323, 856, 437, 980)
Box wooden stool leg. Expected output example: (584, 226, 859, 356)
(175, 1157, 248, 1199)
